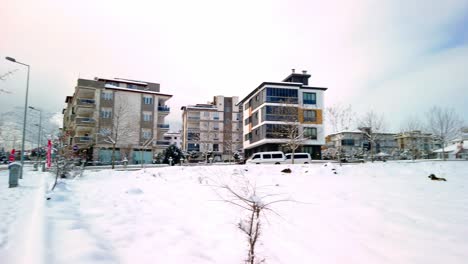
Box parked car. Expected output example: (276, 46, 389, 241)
(246, 151, 286, 164)
(284, 153, 312, 164)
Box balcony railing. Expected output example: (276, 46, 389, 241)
(158, 106, 170, 112)
(75, 117, 96, 126)
(156, 140, 171, 146)
(157, 124, 170, 129)
(75, 136, 93, 144)
(77, 98, 96, 106)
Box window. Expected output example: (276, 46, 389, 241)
(142, 130, 152, 139)
(188, 143, 199, 152)
(265, 124, 290, 139)
(100, 127, 111, 136)
(272, 154, 283, 159)
(127, 84, 134, 89)
(263, 154, 272, 159)
(303, 92, 316, 104)
(303, 110, 317, 122)
(341, 139, 355, 146)
(265, 88, 298, 103)
(100, 108, 112, 119)
(204, 111, 210, 117)
(265, 105, 297, 121)
(187, 132, 200, 140)
(304, 127, 317, 139)
(143, 112, 152, 122)
(213, 112, 219, 120)
(143, 96, 153, 105)
(213, 144, 219, 151)
(252, 154, 260, 160)
(244, 132, 252, 141)
(102, 91, 113, 100)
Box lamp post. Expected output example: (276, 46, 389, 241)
(29, 106, 42, 166)
(6, 56, 30, 179)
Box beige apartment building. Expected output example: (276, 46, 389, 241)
(181, 96, 243, 162)
(62, 77, 172, 164)
(394, 130, 440, 159)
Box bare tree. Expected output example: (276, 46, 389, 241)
(325, 104, 356, 133)
(426, 106, 464, 161)
(98, 98, 138, 169)
(358, 110, 386, 162)
(275, 100, 316, 164)
(223, 128, 235, 164)
(213, 176, 288, 264)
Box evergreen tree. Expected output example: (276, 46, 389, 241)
(161, 145, 185, 165)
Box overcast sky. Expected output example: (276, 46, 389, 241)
(1, 0, 467, 133)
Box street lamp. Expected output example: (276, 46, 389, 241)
(6, 56, 30, 179)
(29, 106, 42, 165)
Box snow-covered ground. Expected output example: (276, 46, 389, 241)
(1, 161, 468, 263)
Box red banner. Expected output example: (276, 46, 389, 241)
(47, 139, 52, 168)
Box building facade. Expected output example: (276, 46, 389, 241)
(181, 96, 243, 162)
(239, 70, 327, 159)
(394, 130, 440, 159)
(62, 77, 172, 164)
(163, 131, 182, 149)
(324, 129, 398, 160)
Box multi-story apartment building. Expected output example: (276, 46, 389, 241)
(181, 96, 243, 162)
(394, 130, 440, 159)
(163, 131, 182, 149)
(324, 129, 398, 159)
(63, 77, 172, 164)
(238, 70, 327, 159)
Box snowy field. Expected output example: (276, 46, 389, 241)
(1, 161, 468, 264)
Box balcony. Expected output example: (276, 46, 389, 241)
(157, 124, 170, 130)
(158, 105, 170, 114)
(75, 98, 96, 115)
(154, 140, 171, 148)
(74, 136, 94, 144)
(77, 98, 96, 107)
(75, 117, 96, 126)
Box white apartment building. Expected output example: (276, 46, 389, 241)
(238, 70, 327, 159)
(163, 131, 182, 149)
(181, 96, 243, 162)
(63, 77, 172, 164)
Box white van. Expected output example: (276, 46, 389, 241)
(246, 151, 286, 164)
(284, 153, 312, 164)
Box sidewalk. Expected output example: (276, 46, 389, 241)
(0, 167, 47, 264)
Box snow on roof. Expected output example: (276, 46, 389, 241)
(328, 129, 364, 136)
(104, 84, 172, 97)
(432, 143, 466, 153)
(97, 77, 148, 86)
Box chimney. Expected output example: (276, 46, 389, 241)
(302, 70, 307, 74)
(292, 69, 295, 73)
